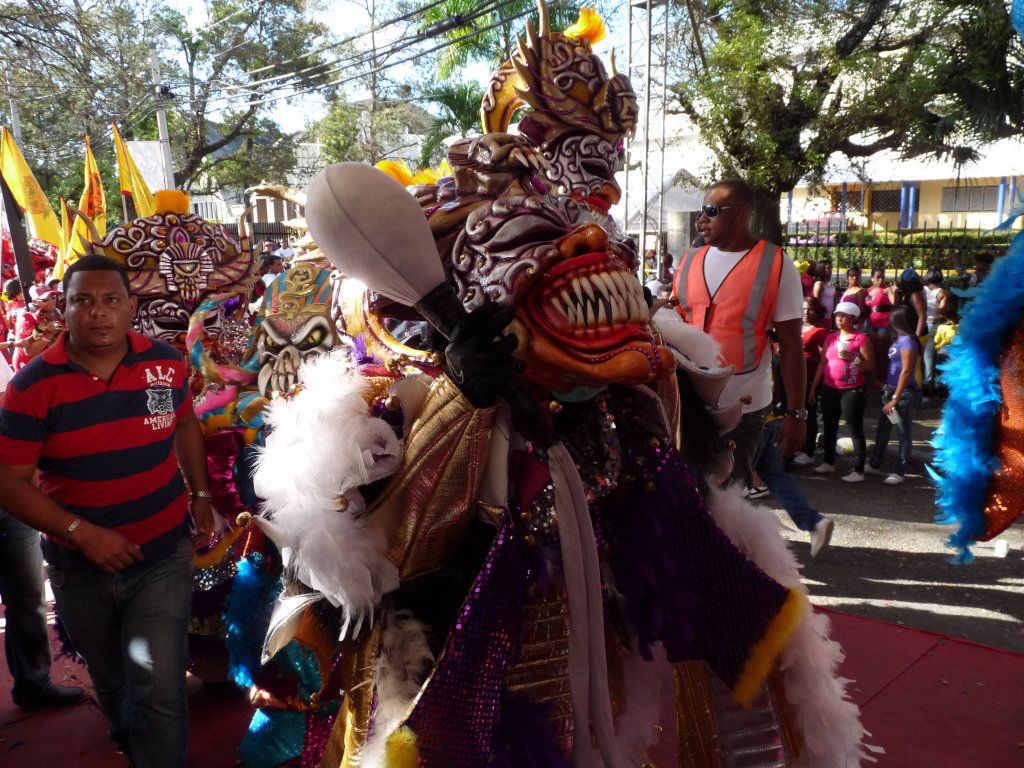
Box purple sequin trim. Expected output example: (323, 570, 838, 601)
(405, 517, 529, 767)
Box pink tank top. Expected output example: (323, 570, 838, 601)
(865, 287, 892, 329)
(823, 331, 869, 388)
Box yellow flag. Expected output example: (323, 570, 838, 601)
(59, 196, 72, 253)
(112, 123, 155, 219)
(0, 126, 62, 249)
(57, 135, 108, 278)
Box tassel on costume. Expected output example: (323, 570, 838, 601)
(384, 727, 419, 768)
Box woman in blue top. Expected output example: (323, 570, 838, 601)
(865, 305, 922, 484)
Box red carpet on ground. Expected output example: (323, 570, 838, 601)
(2, 606, 1022, 766)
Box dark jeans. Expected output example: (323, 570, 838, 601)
(754, 421, 823, 531)
(820, 384, 867, 472)
(869, 386, 922, 475)
(48, 536, 194, 768)
(0, 509, 53, 699)
(724, 407, 768, 488)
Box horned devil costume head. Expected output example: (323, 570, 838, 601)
(86, 190, 259, 349)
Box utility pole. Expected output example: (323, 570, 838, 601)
(149, 45, 176, 190)
(5, 72, 22, 144)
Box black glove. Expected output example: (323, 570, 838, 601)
(443, 302, 555, 450)
(443, 302, 520, 408)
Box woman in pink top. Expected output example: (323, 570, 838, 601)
(808, 301, 875, 482)
(864, 266, 897, 380)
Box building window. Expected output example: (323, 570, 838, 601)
(830, 188, 863, 211)
(190, 200, 220, 221)
(870, 189, 902, 212)
(941, 185, 999, 212)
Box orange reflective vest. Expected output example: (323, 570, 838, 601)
(671, 240, 784, 373)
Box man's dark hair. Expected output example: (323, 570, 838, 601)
(3, 277, 21, 299)
(63, 254, 131, 295)
(710, 178, 755, 208)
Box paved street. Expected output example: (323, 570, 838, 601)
(758, 397, 1024, 653)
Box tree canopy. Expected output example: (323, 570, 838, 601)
(670, 0, 1024, 239)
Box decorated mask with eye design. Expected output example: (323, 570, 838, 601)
(89, 190, 259, 352)
(257, 263, 339, 396)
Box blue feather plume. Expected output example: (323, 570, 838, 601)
(225, 552, 282, 687)
(932, 230, 1024, 563)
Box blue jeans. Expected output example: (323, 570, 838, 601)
(922, 328, 937, 390)
(869, 386, 921, 476)
(48, 535, 194, 768)
(0, 509, 53, 699)
(753, 420, 823, 532)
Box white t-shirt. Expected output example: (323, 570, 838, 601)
(700, 246, 804, 413)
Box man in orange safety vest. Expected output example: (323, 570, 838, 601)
(671, 179, 807, 491)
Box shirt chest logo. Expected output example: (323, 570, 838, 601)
(147, 388, 174, 415)
(145, 365, 176, 387)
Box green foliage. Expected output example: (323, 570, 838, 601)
(421, 0, 586, 78)
(319, 96, 422, 165)
(671, 0, 1024, 240)
(418, 81, 485, 166)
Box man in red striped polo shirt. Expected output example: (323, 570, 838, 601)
(0, 254, 214, 768)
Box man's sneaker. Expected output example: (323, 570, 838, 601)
(883, 473, 905, 485)
(863, 464, 884, 476)
(792, 452, 814, 466)
(810, 518, 835, 558)
(746, 484, 769, 499)
(813, 463, 835, 474)
(841, 470, 865, 483)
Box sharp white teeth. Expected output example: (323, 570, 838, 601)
(572, 277, 584, 306)
(610, 271, 629, 301)
(585, 301, 595, 328)
(596, 300, 607, 326)
(565, 301, 577, 326)
(594, 272, 615, 302)
(627, 293, 642, 322)
(611, 293, 626, 323)
(560, 288, 573, 310)
(581, 275, 595, 301)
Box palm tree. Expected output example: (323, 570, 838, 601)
(419, 81, 487, 167)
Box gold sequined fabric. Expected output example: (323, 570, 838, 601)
(369, 374, 497, 580)
(505, 589, 574, 754)
(982, 320, 1024, 539)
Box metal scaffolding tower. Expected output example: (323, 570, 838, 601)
(623, 0, 671, 276)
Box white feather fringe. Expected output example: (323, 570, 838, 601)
(615, 643, 668, 763)
(359, 608, 434, 768)
(652, 307, 726, 368)
(706, 485, 878, 767)
(253, 348, 401, 622)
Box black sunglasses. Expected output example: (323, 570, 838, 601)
(700, 203, 747, 218)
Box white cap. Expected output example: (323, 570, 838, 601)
(834, 300, 861, 318)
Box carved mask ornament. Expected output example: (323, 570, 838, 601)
(258, 263, 338, 396)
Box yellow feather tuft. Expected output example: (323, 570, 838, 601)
(384, 726, 420, 768)
(153, 189, 191, 215)
(375, 160, 415, 187)
(563, 8, 606, 46)
(732, 589, 805, 708)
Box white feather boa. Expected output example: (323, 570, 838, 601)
(359, 608, 434, 768)
(706, 485, 878, 767)
(253, 348, 401, 621)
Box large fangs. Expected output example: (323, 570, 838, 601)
(584, 301, 595, 328)
(581, 275, 595, 301)
(609, 271, 629, 302)
(572, 277, 584, 306)
(565, 300, 577, 327)
(595, 272, 617, 303)
(560, 288, 573, 311)
(611, 293, 626, 324)
(596, 300, 607, 327)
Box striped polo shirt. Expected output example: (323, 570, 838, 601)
(0, 330, 192, 563)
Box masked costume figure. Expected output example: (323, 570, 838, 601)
(239, 6, 871, 768)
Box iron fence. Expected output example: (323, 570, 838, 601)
(782, 220, 1020, 286)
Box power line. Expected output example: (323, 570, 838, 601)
(197, 0, 510, 103)
(192, 0, 268, 37)
(172, 0, 522, 111)
(205, 0, 565, 111)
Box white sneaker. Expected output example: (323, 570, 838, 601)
(792, 452, 814, 466)
(863, 464, 884, 476)
(813, 463, 835, 474)
(883, 473, 905, 485)
(841, 471, 865, 483)
(810, 517, 834, 558)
